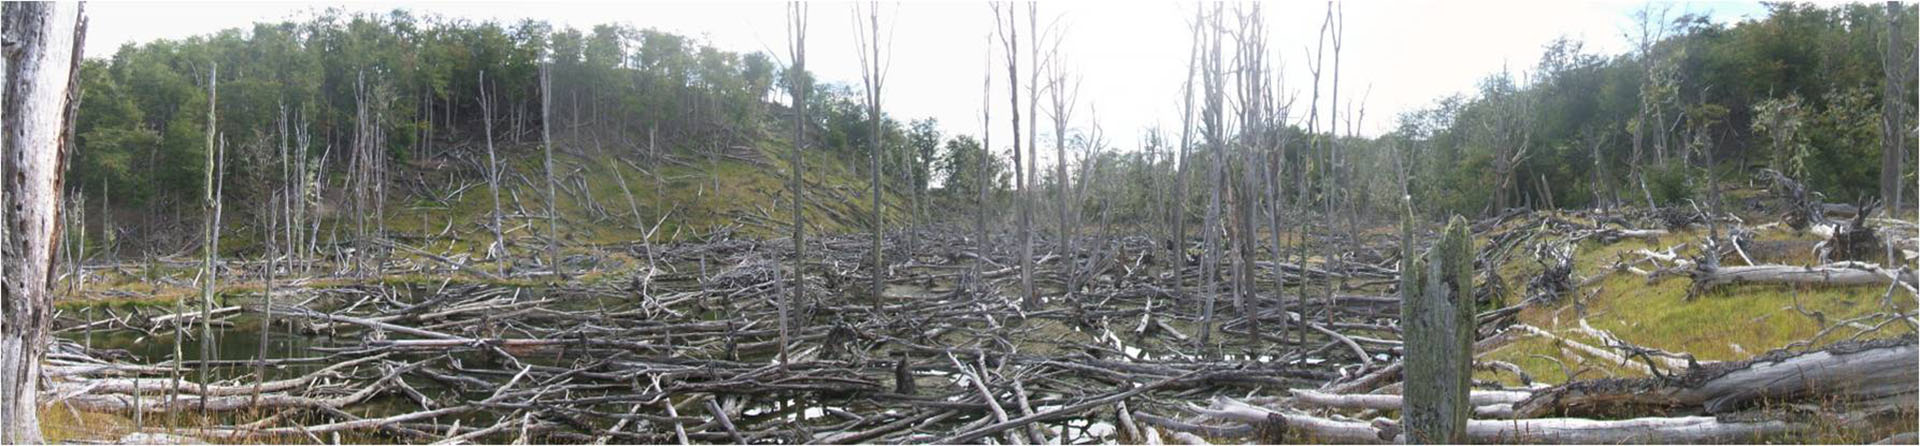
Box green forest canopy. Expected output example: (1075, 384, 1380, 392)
(70, 2, 1917, 250)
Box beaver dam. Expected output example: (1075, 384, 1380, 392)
(42, 196, 1920, 444)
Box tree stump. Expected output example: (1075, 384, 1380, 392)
(1823, 200, 1881, 262)
(1400, 216, 1475, 444)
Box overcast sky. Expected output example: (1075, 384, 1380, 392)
(84, 0, 1774, 153)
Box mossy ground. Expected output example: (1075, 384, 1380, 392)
(1478, 213, 1917, 387)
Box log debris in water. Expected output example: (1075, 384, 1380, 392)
(38, 204, 1918, 444)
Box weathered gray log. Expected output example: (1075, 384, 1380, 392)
(1196, 397, 1812, 444)
(1514, 335, 1918, 418)
(932, 372, 1192, 444)
(50, 354, 384, 397)
(1690, 262, 1916, 293)
(1400, 216, 1476, 443)
(1290, 389, 1528, 418)
(61, 376, 391, 413)
(1187, 397, 1388, 444)
(1453, 415, 1805, 444)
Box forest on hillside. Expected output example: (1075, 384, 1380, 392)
(1, 1, 1916, 445)
(62, 2, 1919, 256)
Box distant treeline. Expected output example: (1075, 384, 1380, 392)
(67, 3, 1918, 251)
(1382, 2, 1917, 216)
(72, 8, 968, 250)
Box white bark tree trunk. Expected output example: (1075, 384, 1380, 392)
(1, 3, 83, 442)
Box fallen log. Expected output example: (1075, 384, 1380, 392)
(1188, 396, 1814, 444)
(50, 354, 385, 396)
(1513, 335, 1918, 418)
(932, 372, 1194, 444)
(1438, 415, 1804, 444)
(1690, 263, 1916, 294)
(188, 405, 476, 440)
(1288, 389, 1528, 418)
(1186, 397, 1388, 444)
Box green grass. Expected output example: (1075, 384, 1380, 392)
(1481, 223, 1916, 386)
(377, 138, 904, 255)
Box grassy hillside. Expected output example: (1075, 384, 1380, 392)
(379, 135, 906, 256)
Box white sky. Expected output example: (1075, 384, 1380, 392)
(84, 0, 1776, 155)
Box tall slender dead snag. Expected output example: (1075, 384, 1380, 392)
(1170, 5, 1202, 329)
(541, 62, 560, 277)
(992, 2, 1034, 308)
(479, 70, 507, 273)
(1197, 3, 1226, 347)
(198, 66, 224, 413)
(853, 1, 888, 299)
(785, 0, 810, 369)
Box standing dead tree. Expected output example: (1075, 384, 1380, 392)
(976, 31, 992, 284)
(1170, 5, 1203, 332)
(1295, 2, 1330, 335)
(252, 189, 277, 407)
(853, 1, 890, 299)
(1486, 70, 1534, 215)
(1628, 3, 1674, 208)
(1262, 85, 1296, 349)
(0, 3, 83, 442)
(479, 71, 507, 273)
(1044, 27, 1081, 303)
(1880, 0, 1911, 216)
(991, 2, 1036, 308)
(1228, 2, 1273, 344)
(197, 65, 224, 413)
(1322, 1, 1349, 330)
(346, 70, 387, 278)
(785, 0, 810, 369)
(540, 62, 561, 277)
(1197, 2, 1226, 347)
(289, 110, 312, 272)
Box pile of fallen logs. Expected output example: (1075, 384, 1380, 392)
(47, 225, 1405, 444)
(1132, 335, 1914, 444)
(39, 170, 1917, 444)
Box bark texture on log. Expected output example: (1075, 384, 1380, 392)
(1447, 415, 1806, 444)
(1, 3, 82, 443)
(1400, 216, 1476, 443)
(1514, 335, 1918, 418)
(1690, 263, 1915, 294)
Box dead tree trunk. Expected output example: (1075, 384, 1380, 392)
(1197, 3, 1226, 347)
(540, 62, 560, 277)
(855, 1, 887, 300)
(1322, 3, 1348, 331)
(198, 68, 224, 412)
(785, 1, 809, 368)
(1229, 4, 1268, 344)
(1169, 5, 1203, 332)
(479, 71, 507, 272)
(1881, 1, 1909, 216)
(252, 191, 277, 406)
(1025, 2, 1044, 309)
(1, 3, 83, 442)
(1046, 35, 1079, 302)
(1401, 217, 1475, 443)
(992, 3, 1034, 308)
(1514, 335, 1918, 418)
(976, 32, 991, 283)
